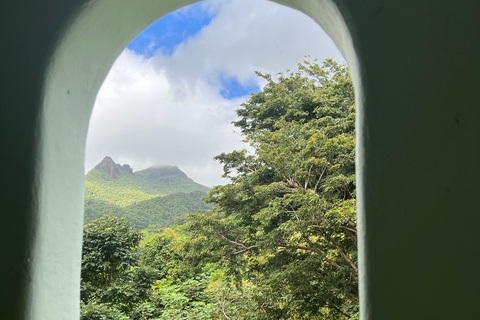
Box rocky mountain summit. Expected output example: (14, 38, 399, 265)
(94, 156, 133, 178)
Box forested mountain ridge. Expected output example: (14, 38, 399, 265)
(84, 156, 211, 228)
(86, 156, 210, 206)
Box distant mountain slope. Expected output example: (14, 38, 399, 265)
(122, 190, 211, 229)
(84, 156, 211, 228)
(85, 191, 211, 229)
(84, 198, 125, 222)
(135, 165, 210, 195)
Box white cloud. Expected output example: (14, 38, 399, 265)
(85, 0, 344, 187)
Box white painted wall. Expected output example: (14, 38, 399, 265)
(0, 0, 479, 319)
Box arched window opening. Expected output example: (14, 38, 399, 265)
(6, 0, 480, 319)
(81, 1, 357, 319)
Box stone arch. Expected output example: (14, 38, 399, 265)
(32, 1, 359, 319)
(3, 0, 480, 319)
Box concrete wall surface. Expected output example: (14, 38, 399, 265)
(0, 0, 479, 319)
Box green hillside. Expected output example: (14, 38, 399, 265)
(121, 190, 211, 229)
(84, 198, 124, 221)
(85, 157, 209, 207)
(84, 156, 211, 228)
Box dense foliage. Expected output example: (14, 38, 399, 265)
(81, 215, 158, 320)
(184, 58, 357, 319)
(81, 216, 254, 320)
(80, 59, 357, 319)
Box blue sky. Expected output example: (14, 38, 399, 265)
(127, 2, 260, 99)
(127, 3, 214, 57)
(86, 0, 344, 186)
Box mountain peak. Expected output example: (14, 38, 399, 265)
(136, 165, 186, 179)
(96, 156, 115, 167)
(93, 156, 133, 179)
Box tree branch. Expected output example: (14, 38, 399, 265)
(277, 243, 341, 269)
(287, 178, 304, 190)
(314, 166, 327, 193)
(215, 233, 259, 255)
(308, 224, 357, 245)
(305, 166, 312, 190)
(336, 225, 357, 234)
(323, 233, 358, 274)
(231, 245, 260, 255)
(214, 295, 232, 320)
(330, 304, 352, 318)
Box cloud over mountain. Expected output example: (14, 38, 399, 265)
(85, 0, 344, 187)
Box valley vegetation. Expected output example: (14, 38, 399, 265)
(81, 58, 357, 320)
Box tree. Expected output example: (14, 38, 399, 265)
(140, 228, 190, 282)
(81, 215, 158, 319)
(184, 58, 358, 319)
(82, 214, 143, 289)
